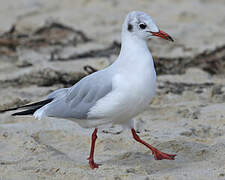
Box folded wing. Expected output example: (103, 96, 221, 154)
(43, 70, 113, 120)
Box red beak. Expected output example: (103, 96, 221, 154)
(151, 30, 174, 42)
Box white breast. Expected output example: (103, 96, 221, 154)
(87, 65, 156, 125)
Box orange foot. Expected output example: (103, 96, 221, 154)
(153, 150, 176, 160)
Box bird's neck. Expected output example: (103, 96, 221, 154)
(120, 33, 149, 56)
(116, 33, 154, 69)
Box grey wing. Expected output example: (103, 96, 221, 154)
(45, 70, 113, 119)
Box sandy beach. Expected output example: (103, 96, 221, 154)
(0, 0, 225, 179)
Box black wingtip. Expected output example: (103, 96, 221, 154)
(12, 108, 37, 116)
(0, 107, 20, 113)
(11, 98, 54, 116)
(17, 98, 53, 109)
(0, 98, 54, 115)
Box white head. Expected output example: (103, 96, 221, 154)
(123, 11, 173, 42)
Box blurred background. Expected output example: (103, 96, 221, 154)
(1, 0, 225, 56)
(0, 0, 225, 179)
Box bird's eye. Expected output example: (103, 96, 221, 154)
(139, 23, 147, 29)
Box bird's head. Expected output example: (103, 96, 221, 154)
(123, 11, 174, 42)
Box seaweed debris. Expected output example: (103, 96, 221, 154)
(0, 68, 86, 88)
(50, 41, 120, 61)
(0, 22, 90, 56)
(158, 81, 215, 94)
(154, 44, 225, 75)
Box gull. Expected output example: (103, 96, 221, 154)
(9, 11, 175, 169)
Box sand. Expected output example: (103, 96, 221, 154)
(0, 0, 225, 179)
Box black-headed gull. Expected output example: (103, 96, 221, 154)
(11, 11, 175, 169)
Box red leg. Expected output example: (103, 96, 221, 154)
(131, 128, 176, 160)
(88, 128, 100, 169)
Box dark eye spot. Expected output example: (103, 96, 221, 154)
(128, 24, 133, 32)
(139, 23, 147, 29)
